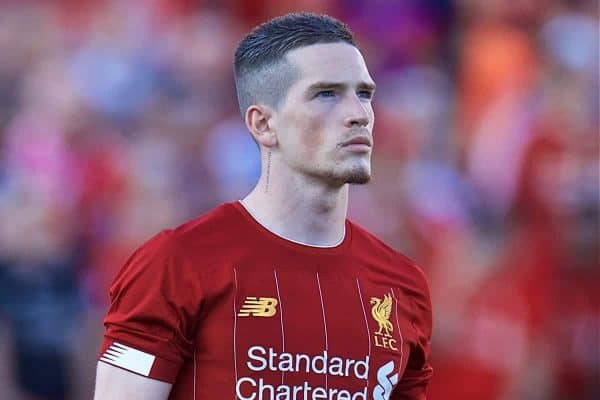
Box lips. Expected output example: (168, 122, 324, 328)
(341, 136, 372, 147)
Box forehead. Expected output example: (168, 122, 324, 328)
(285, 42, 374, 88)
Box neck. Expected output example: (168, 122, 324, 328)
(241, 170, 349, 247)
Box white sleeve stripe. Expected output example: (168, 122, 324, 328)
(100, 342, 156, 376)
(105, 349, 124, 357)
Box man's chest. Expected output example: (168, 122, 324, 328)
(188, 259, 418, 399)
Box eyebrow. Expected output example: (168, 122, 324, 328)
(307, 81, 377, 92)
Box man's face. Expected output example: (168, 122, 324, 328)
(272, 42, 376, 186)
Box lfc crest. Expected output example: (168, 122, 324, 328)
(370, 294, 398, 351)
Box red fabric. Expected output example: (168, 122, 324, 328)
(99, 202, 433, 398)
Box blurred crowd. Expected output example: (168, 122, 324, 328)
(0, 0, 597, 399)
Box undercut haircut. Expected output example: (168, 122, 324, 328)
(234, 12, 357, 118)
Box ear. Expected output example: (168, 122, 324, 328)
(245, 105, 278, 148)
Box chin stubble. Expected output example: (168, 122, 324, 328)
(345, 170, 371, 184)
(321, 165, 371, 186)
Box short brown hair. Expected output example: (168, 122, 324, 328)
(234, 12, 356, 117)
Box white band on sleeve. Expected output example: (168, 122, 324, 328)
(100, 342, 156, 376)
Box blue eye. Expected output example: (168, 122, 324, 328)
(316, 90, 336, 98)
(357, 90, 373, 100)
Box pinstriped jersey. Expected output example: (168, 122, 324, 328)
(99, 202, 433, 399)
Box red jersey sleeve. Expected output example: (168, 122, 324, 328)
(98, 231, 202, 383)
(393, 264, 434, 399)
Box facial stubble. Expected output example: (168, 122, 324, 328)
(321, 157, 372, 186)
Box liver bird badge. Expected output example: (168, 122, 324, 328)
(370, 294, 394, 337)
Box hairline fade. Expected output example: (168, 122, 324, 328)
(233, 12, 357, 118)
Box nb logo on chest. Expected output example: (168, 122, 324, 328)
(239, 297, 279, 317)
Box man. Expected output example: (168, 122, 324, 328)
(94, 12, 433, 400)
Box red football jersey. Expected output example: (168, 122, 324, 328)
(99, 202, 433, 399)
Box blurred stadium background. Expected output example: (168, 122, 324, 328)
(0, 0, 597, 399)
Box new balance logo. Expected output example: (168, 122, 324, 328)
(239, 297, 279, 317)
(373, 360, 398, 400)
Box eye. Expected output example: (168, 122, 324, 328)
(315, 90, 336, 98)
(357, 90, 373, 100)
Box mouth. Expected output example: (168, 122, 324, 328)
(340, 136, 372, 152)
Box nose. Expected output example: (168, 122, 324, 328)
(343, 94, 371, 128)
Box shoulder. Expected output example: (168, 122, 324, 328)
(348, 220, 431, 299)
(112, 202, 243, 283)
(170, 201, 242, 244)
(129, 201, 236, 250)
(349, 221, 399, 261)
(349, 222, 433, 335)
(138, 201, 245, 257)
